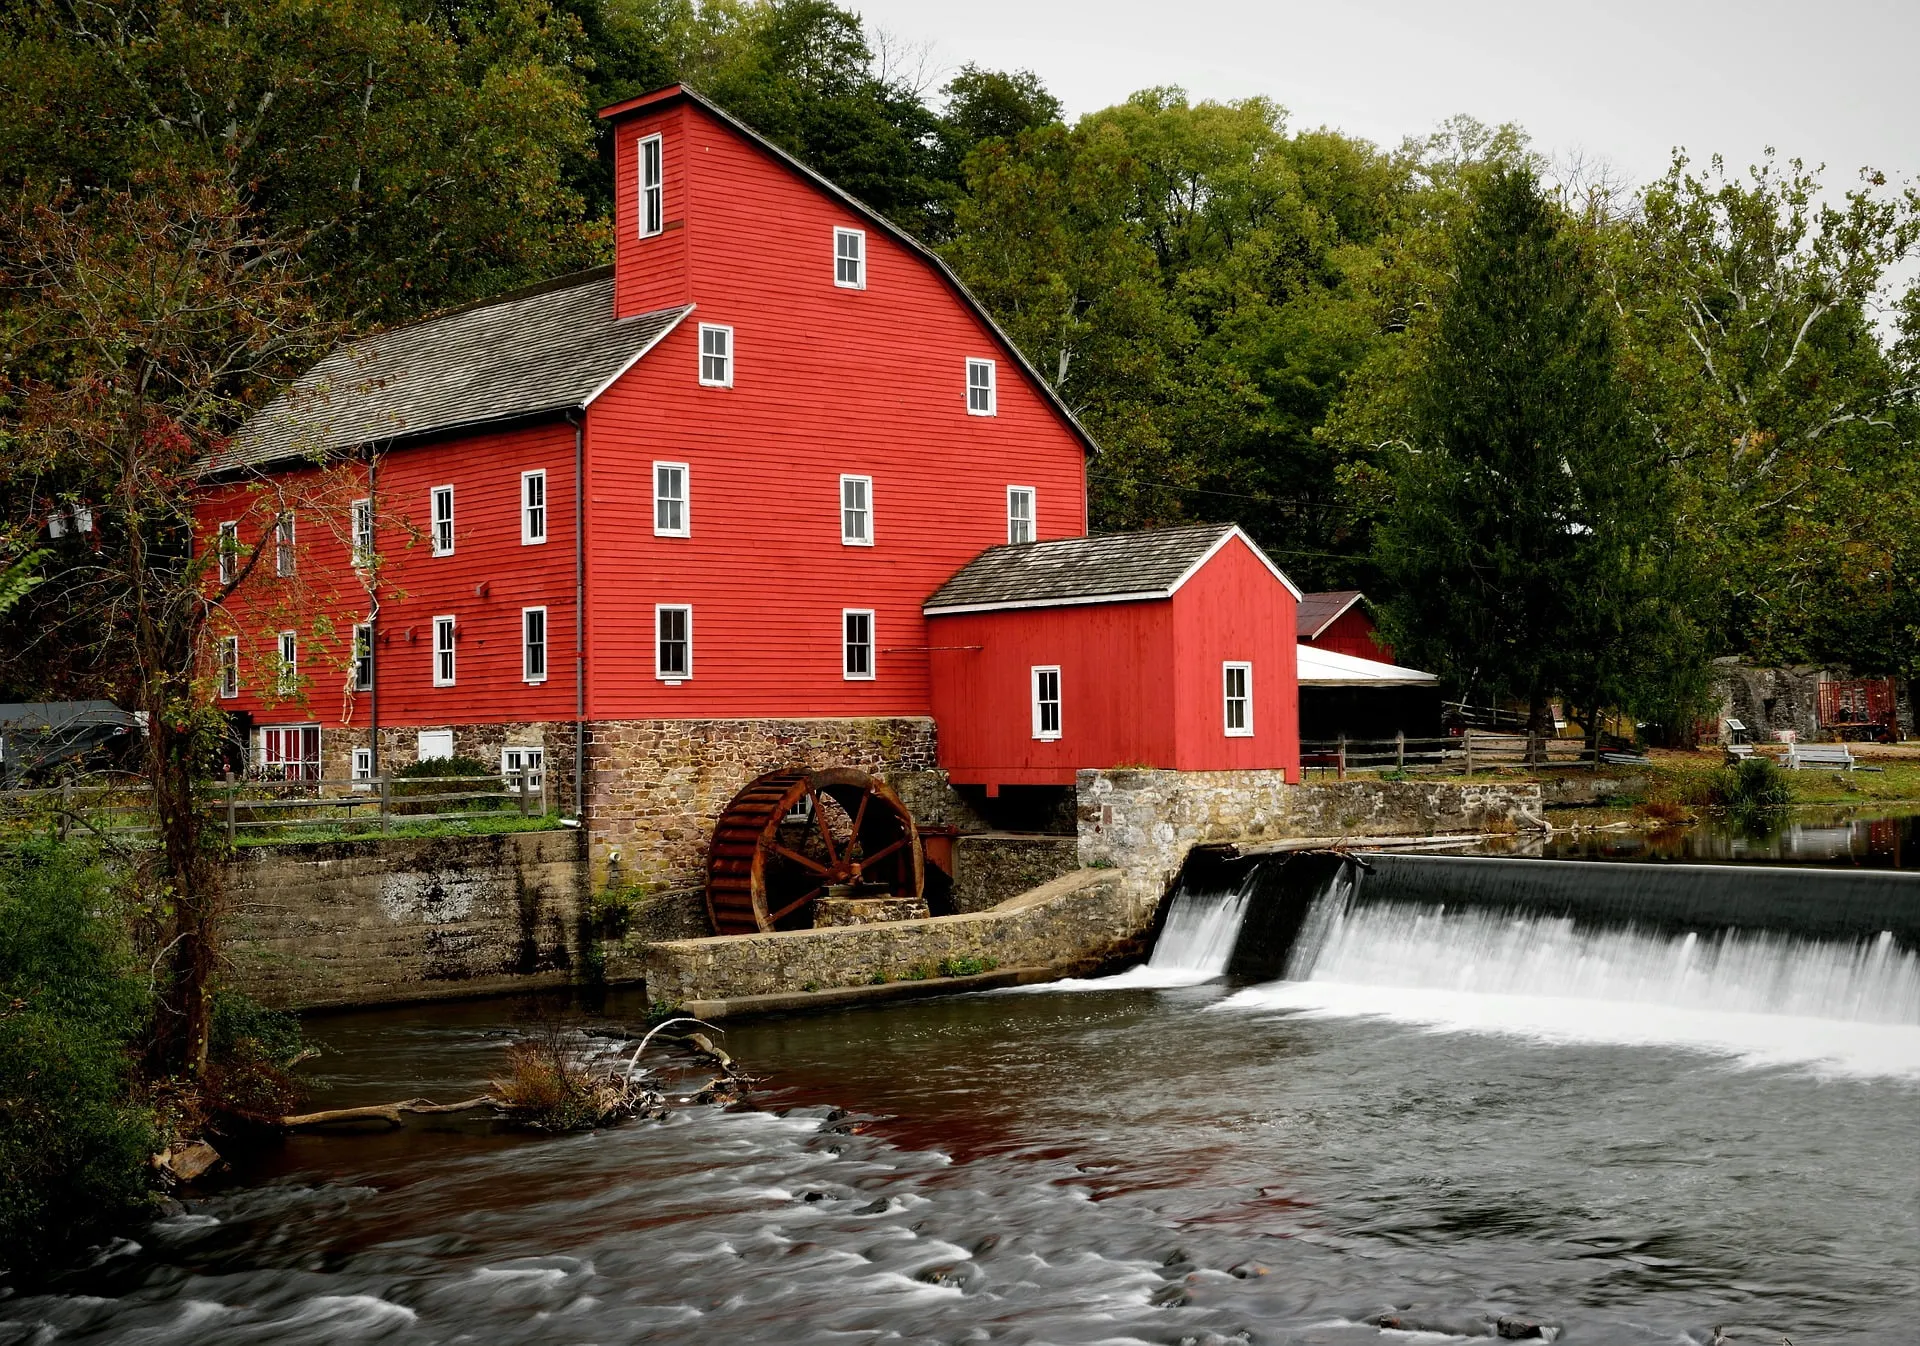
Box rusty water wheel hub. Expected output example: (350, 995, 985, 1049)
(705, 767, 923, 935)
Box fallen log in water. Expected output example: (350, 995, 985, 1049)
(278, 1097, 497, 1130)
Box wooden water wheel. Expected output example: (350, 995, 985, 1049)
(705, 768, 923, 935)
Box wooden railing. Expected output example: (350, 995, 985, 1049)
(1301, 732, 1635, 779)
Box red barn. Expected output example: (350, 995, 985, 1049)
(1296, 589, 1392, 662)
(198, 82, 1301, 898)
(924, 526, 1301, 787)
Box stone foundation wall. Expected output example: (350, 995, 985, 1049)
(951, 833, 1082, 913)
(639, 869, 1135, 1004)
(224, 829, 586, 1009)
(585, 716, 937, 889)
(1078, 769, 1547, 917)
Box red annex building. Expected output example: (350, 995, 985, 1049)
(1295, 589, 1391, 662)
(200, 84, 1302, 893)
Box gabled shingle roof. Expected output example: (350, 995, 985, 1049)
(213, 270, 690, 473)
(1296, 589, 1366, 640)
(923, 523, 1299, 615)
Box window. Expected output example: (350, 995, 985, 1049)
(432, 615, 456, 686)
(217, 521, 238, 586)
(638, 133, 664, 238)
(275, 513, 296, 576)
(502, 746, 545, 795)
(967, 358, 996, 416)
(523, 606, 548, 683)
(656, 604, 691, 680)
(1223, 662, 1253, 737)
(653, 462, 689, 536)
(1032, 666, 1062, 740)
(417, 728, 454, 761)
(843, 609, 874, 680)
(1007, 486, 1036, 545)
(351, 623, 374, 691)
(351, 498, 373, 568)
(522, 471, 546, 546)
(834, 227, 865, 288)
(218, 635, 239, 699)
(431, 486, 454, 556)
(276, 630, 298, 695)
(840, 474, 873, 546)
(351, 747, 374, 792)
(699, 324, 733, 387)
(260, 725, 321, 782)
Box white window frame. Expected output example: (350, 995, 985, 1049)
(218, 634, 239, 699)
(432, 614, 456, 687)
(521, 471, 547, 546)
(217, 520, 238, 586)
(431, 485, 454, 556)
(350, 746, 374, 792)
(1032, 665, 1062, 741)
(275, 513, 296, 576)
(1007, 485, 1036, 544)
(523, 606, 548, 684)
(834, 226, 866, 289)
(967, 358, 997, 416)
(638, 133, 664, 238)
(842, 608, 875, 681)
(351, 622, 374, 691)
(351, 498, 373, 568)
(276, 630, 298, 694)
(653, 461, 690, 537)
(1223, 661, 1254, 737)
(699, 323, 733, 387)
(655, 604, 692, 682)
(840, 474, 873, 547)
(501, 745, 545, 796)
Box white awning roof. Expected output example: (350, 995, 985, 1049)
(1297, 644, 1439, 687)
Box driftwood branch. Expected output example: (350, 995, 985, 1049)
(277, 1095, 495, 1129)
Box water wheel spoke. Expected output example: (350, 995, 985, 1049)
(860, 836, 907, 869)
(850, 790, 870, 840)
(812, 787, 838, 865)
(767, 842, 830, 875)
(768, 886, 824, 924)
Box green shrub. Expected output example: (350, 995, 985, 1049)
(937, 955, 998, 977)
(391, 754, 501, 814)
(0, 843, 156, 1278)
(1706, 756, 1792, 811)
(203, 991, 309, 1122)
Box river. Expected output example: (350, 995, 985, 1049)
(5, 834, 1919, 1344)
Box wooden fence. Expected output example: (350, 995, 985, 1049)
(1302, 732, 1643, 779)
(0, 766, 551, 845)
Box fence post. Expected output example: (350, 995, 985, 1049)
(379, 774, 391, 833)
(1395, 730, 1405, 772)
(225, 770, 236, 845)
(1336, 733, 1347, 781)
(518, 762, 529, 817)
(58, 781, 70, 842)
(1527, 728, 1540, 768)
(1464, 731, 1474, 777)
(540, 759, 549, 816)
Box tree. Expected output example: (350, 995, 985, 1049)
(1371, 165, 1694, 738)
(0, 174, 344, 1073)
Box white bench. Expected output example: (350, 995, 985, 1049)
(1785, 743, 1854, 771)
(1724, 743, 1756, 764)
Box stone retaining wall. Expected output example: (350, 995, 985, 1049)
(224, 829, 585, 1009)
(585, 716, 937, 890)
(951, 833, 1082, 913)
(639, 869, 1137, 1004)
(1078, 769, 1547, 917)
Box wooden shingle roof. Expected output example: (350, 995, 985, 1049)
(923, 523, 1298, 615)
(213, 269, 690, 473)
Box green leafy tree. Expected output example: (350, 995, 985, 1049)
(1372, 165, 1696, 738)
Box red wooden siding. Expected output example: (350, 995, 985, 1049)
(612, 100, 693, 319)
(197, 419, 578, 731)
(1170, 534, 1299, 774)
(583, 100, 1088, 720)
(1306, 605, 1391, 662)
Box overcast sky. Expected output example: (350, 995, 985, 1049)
(857, 0, 1916, 191)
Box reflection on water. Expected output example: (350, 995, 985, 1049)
(5, 977, 1917, 1345)
(1493, 808, 1920, 868)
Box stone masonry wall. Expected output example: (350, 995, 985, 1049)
(640, 869, 1135, 1004)
(224, 828, 586, 1009)
(1079, 769, 1547, 918)
(585, 716, 937, 890)
(951, 834, 1082, 913)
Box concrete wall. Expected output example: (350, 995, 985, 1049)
(639, 868, 1136, 1004)
(224, 829, 586, 1009)
(1078, 768, 1547, 917)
